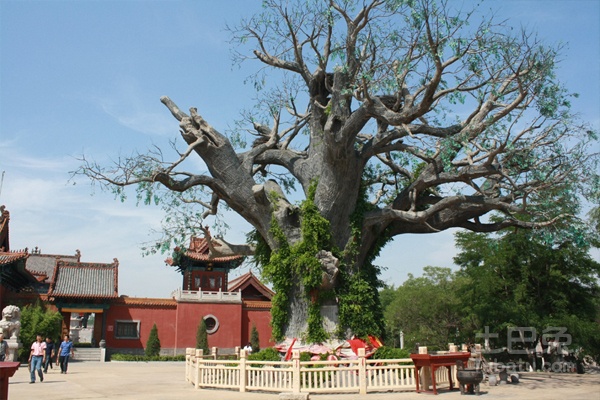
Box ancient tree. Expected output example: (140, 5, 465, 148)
(77, 0, 599, 342)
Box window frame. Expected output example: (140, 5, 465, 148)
(203, 314, 219, 334)
(114, 320, 141, 339)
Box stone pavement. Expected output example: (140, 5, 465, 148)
(8, 361, 600, 400)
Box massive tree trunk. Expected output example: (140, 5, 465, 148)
(77, 0, 598, 341)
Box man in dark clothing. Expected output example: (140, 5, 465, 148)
(43, 337, 55, 373)
(0, 333, 8, 361)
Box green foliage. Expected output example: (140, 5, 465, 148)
(454, 228, 600, 358)
(337, 185, 389, 339)
(250, 324, 260, 353)
(372, 346, 411, 360)
(247, 347, 281, 362)
(145, 323, 161, 357)
(262, 181, 334, 342)
(110, 353, 185, 362)
(382, 216, 600, 361)
(262, 217, 293, 341)
(382, 266, 464, 350)
(196, 319, 209, 353)
(18, 302, 62, 361)
(248, 229, 271, 268)
(337, 277, 383, 338)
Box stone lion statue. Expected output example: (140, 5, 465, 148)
(0, 305, 21, 339)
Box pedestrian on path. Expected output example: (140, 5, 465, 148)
(0, 333, 8, 361)
(43, 337, 55, 373)
(57, 334, 74, 374)
(29, 334, 46, 383)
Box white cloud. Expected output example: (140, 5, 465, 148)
(92, 81, 176, 137)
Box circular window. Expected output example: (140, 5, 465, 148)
(203, 314, 219, 334)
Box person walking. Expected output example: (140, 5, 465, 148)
(29, 334, 46, 383)
(0, 333, 8, 361)
(43, 337, 55, 373)
(57, 334, 74, 374)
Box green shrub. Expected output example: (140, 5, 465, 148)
(110, 354, 185, 362)
(250, 324, 260, 353)
(247, 347, 281, 362)
(372, 346, 411, 361)
(196, 319, 209, 353)
(18, 302, 62, 362)
(145, 324, 161, 357)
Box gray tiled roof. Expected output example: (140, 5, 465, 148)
(26, 254, 78, 281)
(49, 262, 118, 298)
(0, 251, 28, 266)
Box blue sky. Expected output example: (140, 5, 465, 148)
(1, 0, 598, 298)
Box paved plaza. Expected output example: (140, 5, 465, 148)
(8, 361, 600, 400)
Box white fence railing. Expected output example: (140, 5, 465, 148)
(171, 288, 242, 303)
(185, 348, 453, 395)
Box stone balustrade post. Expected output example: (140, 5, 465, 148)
(211, 346, 218, 360)
(185, 348, 193, 382)
(239, 349, 247, 392)
(195, 349, 203, 388)
(292, 350, 301, 394)
(358, 347, 367, 395)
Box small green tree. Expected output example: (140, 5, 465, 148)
(383, 267, 464, 350)
(19, 301, 62, 361)
(250, 324, 260, 353)
(196, 319, 209, 353)
(145, 323, 161, 357)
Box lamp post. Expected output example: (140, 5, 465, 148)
(400, 330, 404, 349)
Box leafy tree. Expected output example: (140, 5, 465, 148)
(145, 323, 161, 357)
(18, 302, 62, 361)
(76, 0, 599, 340)
(383, 266, 464, 350)
(250, 324, 260, 353)
(196, 319, 209, 353)
(454, 228, 600, 359)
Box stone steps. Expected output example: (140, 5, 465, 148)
(72, 347, 102, 362)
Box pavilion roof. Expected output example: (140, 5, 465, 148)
(165, 236, 245, 267)
(48, 259, 119, 299)
(228, 271, 274, 301)
(242, 300, 272, 310)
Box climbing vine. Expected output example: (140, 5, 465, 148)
(256, 182, 390, 342)
(260, 181, 334, 342)
(336, 185, 391, 339)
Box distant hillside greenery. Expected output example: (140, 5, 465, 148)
(382, 225, 600, 361)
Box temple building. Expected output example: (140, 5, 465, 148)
(0, 206, 274, 355)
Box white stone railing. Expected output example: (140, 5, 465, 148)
(185, 348, 453, 395)
(171, 288, 242, 303)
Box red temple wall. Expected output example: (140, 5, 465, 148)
(104, 304, 177, 349)
(104, 301, 262, 351)
(174, 302, 243, 349)
(242, 308, 274, 349)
